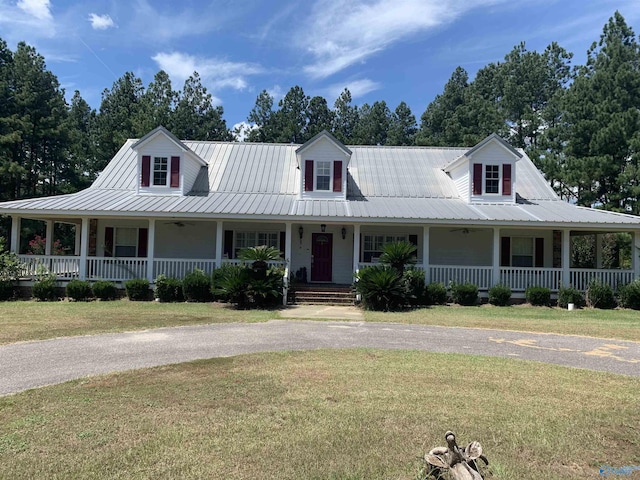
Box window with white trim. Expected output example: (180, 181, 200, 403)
(316, 161, 331, 191)
(485, 165, 499, 194)
(234, 232, 279, 258)
(362, 234, 407, 263)
(511, 237, 533, 267)
(153, 157, 168, 186)
(115, 228, 138, 257)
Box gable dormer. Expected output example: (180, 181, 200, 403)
(444, 133, 522, 204)
(296, 130, 352, 200)
(132, 126, 207, 196)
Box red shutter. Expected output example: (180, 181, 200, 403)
(137, 228, 148, 257)
(170, 156, 180, 188)
(104, 227, 114, 258)
(141, 155, 151, 187)
(279, 231, 286, 257)
(502, 164, 512, 196)
(473, 163, 482, 195)
(535, 237, 544, 267)
(500, 236, 510, 267)
(333, 160, 343, 192)
(223, 230, 234, 259)
(304, 160, 314, 192)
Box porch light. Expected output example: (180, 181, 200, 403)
(341, 227, 347, 239)
(321, 224, 326, 233)
(298, 226, 304, 239)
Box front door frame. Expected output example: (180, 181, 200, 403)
(311, 232, 333, 282)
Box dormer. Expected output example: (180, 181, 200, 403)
(296, 130, 352, 200)
(444, 133, 522, 204)
(132, 126, 207, 196)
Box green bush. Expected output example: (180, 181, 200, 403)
(379, 240, 417, 274)
(249, 266, 284, 308)
(154, 275, 183, 302)
(215, 264, 251, 308)
(424, 282, 447, 305)
(0, 280, 14, 301)
(92, 280, 118, 301)
(354, 266, 405, 311)
(586, 280, 616, 309)
(525, 286, 550, 306)
(182, 269, 213, 302)
(488, 283, 511, 306)
(402, 268, 426, 305)
(66, 279, 92, 301)
(450, 282, 478, 306)
(557, 286, 584, 309)
(618, 280, 640, 310)
(125, 278, 150, 301)
(32, 275, 57, 301)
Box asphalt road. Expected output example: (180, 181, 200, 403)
(1, 320, 639, 396)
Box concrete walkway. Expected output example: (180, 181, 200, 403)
(1, 320, 639, 396)
(278, 304, 363, 320)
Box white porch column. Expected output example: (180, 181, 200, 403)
(283, 222, 292, 306)
(492, 227, 501, 286)
(79, 217, 89, 280)
(423, 226, 430, 284)
(146, 219, 156, 282)
(633, 231, 640, 280)
(10, 216, 20, 253)
(595, 233, 603, 269)
(215, 220, 223, 267)
(562, 229, 571, 287)
(352, 224, 361, 276)
(74, 223, 82, 256)
(45, 220, 54, 255)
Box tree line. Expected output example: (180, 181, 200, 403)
(0, 11, 639, 216)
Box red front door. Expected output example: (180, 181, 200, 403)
(311, 233, 333, 282)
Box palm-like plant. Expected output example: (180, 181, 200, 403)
(238, 245, 282, 279)
(379, 240, 417, 274)
(354, 266, 406, 311)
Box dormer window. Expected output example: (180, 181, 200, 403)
(316, 161, 331, 191)
(473, 163, 512, 196)
(153, 157, 168, 186)
(304, 159, 343, 193)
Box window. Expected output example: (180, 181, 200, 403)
(153, 157, 168, 186)
(511, 237, 533, 267)
(316, 161, 331, 191)
(234, 232, 279, 258)
(115, 228, 138, 257)
(362, 234, 407, 263)
(485, 165, 499, 194)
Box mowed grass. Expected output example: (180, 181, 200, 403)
(1, 300, 640, 344)
(1, 350, 638, 479)
(0, 301, 273, 344)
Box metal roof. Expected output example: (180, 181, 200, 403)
(0, 135, 638, 228)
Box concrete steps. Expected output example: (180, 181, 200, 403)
(290, 285, 354, 305)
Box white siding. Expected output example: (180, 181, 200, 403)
(154, 221, 216, 259)
(500, 228, 553, 267)
(96, 218, 148, 257)
(469, 141, 517, 204)
(430, 227, 493, 266)
(299, 136, 348, 200)
(447, 163, 470, 201)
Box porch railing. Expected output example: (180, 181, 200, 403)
(87, 257, 147, 282)
(500, 267, 563, 292)
(430, 265, 493, 290)
(570, 269, 635, 291)
(18, 255, 80, 280)
(153, 258, 217, 279)
(357, 262, 425, 271)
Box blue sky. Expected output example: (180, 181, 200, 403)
(1, 0, 639, 132)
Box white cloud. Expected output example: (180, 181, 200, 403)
(325, 79, 381, 101)
(17, 0, 51, 20)
(152, 51, 263, 95)
(300, 0, 506, 78)
(133, 0, 224, 41)
(89, 13, 115, 30)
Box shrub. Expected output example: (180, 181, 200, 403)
(402, 268, 426, 305)
(125, 278, 150, 301)
(248, 266, 284, 308)
(557, 286, 585, 309)
(424, 282, 447, 306)
(354, 266, 405, 311)
(32, 274, 57, 301)
(92, 280, 118, 301)
(450, 282, 478, 306)
(0, 280, 14, 301)
(182, 269, 213, 302)
(379, 241, 417, 274)
(525, 286, 550, 306)
(488, 283, 511, 306)
(154, 275, 183, 302)
(618, 280, 640, 310)
(586, 280, 616, 309)
(66, 279, 92, 301)
(215, 264, 251, 308)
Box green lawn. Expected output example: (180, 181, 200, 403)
(1, 350, 638, 479)
(1, 300, 639, 344)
